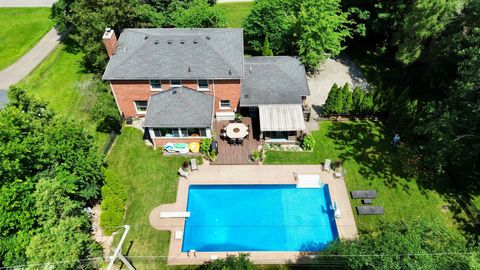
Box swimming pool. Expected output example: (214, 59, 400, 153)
(182, 184, 338, 252)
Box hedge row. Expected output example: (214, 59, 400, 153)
(322, 83, 375, 115)
(100, 169, 127, 235)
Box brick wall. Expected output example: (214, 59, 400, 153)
(109, 79, 241, 118)
(110, 80, 151, 118)
(213, 80, 241, 113)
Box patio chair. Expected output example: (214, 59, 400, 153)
(350, 190, 377, 199)
(237, 138, 244, 145)
(356, 206, 384, 215)
(190, 159, 198, 171)
(228, 137, 236, 145)
(178, 167, 189, 178)
(323, 159, 331, 172)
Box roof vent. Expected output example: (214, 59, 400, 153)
(180, 40, 185, 44)
(154, 40, 159, 44)
(144, 36, 149, 40)
(229, 70, 232, 75)
(167, 40, 172, 44)
(249, 66, 252, 73)
(244, 94, 249, 98)
(172, 90, 177, 95)
(193, 39, 198, 44)
(206, 36, 211, 40)
(188, 66, 191, 72)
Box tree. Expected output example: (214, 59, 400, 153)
(322, 83, 339, 114)
(294, 0, 352, 69)
(0, 88, 104, 266)
(341, 83, 353, 113)
(244, 0, 353, 70)
(352, 86, 364, 112)
(243, 0, 295, 55)
(262, 35, 273, 56)
(170, 0, 226, 28)
(26, 217, 101, 269)
(53, 0, 164, 73)
(321, 220, 478, 269)
(395, 0, 464, 64)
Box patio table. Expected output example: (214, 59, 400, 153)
(225, 123, 248, 139)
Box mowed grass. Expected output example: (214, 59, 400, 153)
(16, 44, 109, 149)
(106, 128, 193, 270)
(218, 2, 254, 28)
(265, 121, 459, 232)
(0, 8, 53, 70)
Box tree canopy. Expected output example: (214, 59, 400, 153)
(0, 88, 103, 267)
(244, 0, 356, 70)
(320, 220, 478, 269)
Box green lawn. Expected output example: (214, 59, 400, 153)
(218, 2, 254, 28)
(265, 121, 459, 232)
(106, 127, 194, 270)
(0, 8, 53, 71)
(16, 44, 109, 149)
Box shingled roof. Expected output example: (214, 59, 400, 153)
(102, 28, 244, 80)
(144, 87, 213, 128)
(240, 56, 310, 106)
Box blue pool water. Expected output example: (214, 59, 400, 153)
(182, 184, 338, 252)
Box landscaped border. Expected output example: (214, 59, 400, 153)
(149, 163, 357, 265)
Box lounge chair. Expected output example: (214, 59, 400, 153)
(324, 159, 331, 172)
(356, 206, 384, 215)
(350, 190, 377, 199)
(190, 159, 198, 171)
(178, 167, 189, 178)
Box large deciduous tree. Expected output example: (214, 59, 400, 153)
(0, 88, 104, 267)
(243, 0, 354, 70)
(320, 220, 478, 269)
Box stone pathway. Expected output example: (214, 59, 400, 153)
(0, 28, 63, 108)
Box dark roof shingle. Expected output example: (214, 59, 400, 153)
(144, 87, 213, 128)
(102, 28, 244, 80)
(240, 56, 310, 106)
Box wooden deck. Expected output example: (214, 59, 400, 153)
(211, 117, 262, 165)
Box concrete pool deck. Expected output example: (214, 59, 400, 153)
(149, 164, 358, 265)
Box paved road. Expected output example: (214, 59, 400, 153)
(0, 28, 63, 108)
(0, 0, 56, 7)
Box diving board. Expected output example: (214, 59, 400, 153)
(296, 174, 323, 188)
(160, 212, 190, 218)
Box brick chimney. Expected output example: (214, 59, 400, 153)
(102, 28, 117, 58)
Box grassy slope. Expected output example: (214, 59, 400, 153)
(218, 2, 254, 28)
(0, 8, 53, 71)
(106, 128, 193, 270)
(265, 121, 458, 232)
(16, 44, 108, 149)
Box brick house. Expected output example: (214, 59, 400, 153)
(102, 28, 309, 147)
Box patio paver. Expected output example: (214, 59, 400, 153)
(149, 164, 357, 265)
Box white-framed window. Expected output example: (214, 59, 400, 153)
(149, 80, 162, 91)
(152, 127, 208, 138)
(197, 80, 209, 91)
(170, 80, 182, 88)
(220, 100, 231, 109)
(134, 101, 148, 114)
